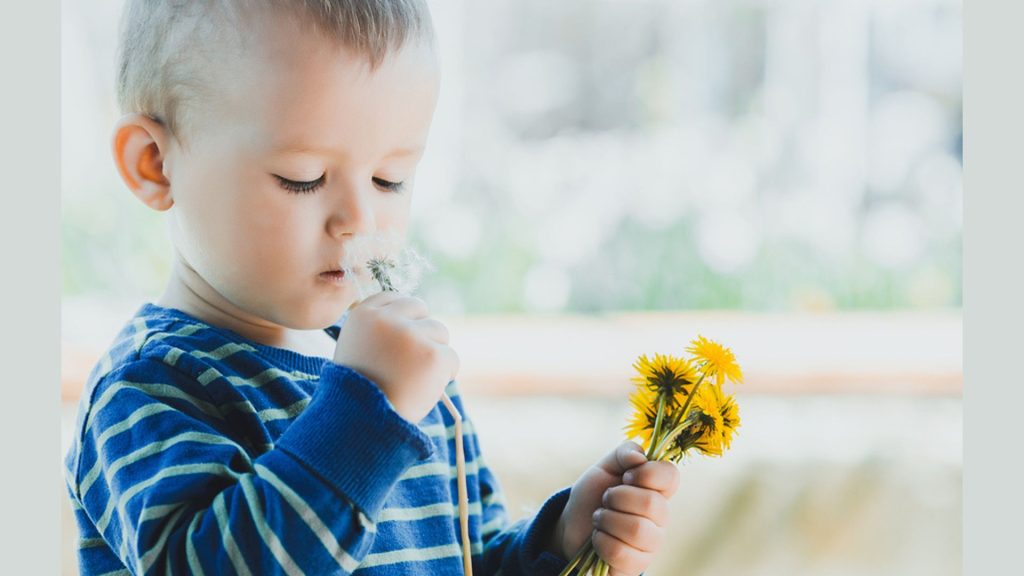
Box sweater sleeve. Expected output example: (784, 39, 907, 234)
(439, 383, 572, 576)
(67, 358, 433, 575)
(477, 462, 573, 576)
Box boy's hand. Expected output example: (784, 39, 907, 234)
(334, 291, 459, 424)
(548, 441, 679, 576)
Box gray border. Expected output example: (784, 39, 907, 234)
(964, 1, 1021, 574)
(0, 0, 61, 573)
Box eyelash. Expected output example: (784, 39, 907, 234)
(274, 174, 405, 195)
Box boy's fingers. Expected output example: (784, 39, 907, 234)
(623, 460, 680, 498)
(592, 508, 663, 553)
(439, 344, 460, 382)
(381, 295, 430, 319)
(596, 441, 647, 477)
(602, 485, 670, 527)
(415, 317, 450, 345)
(591, 528, 653, 575)
(355, 290, 404, 308)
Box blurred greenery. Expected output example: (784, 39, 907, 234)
(63, 199, 962, 314)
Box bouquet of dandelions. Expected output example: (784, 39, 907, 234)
(341, 233, 475, 576)
(558, 336, 743, 576)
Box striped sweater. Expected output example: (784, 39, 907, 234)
(64, 302, 572, 575)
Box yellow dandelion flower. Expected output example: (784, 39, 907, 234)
(690, 385, 725, 456)
(660, 383, 741, 461)
(661, 411, 720, 460)
(623, 385, 662, 451)
(630, 353, 699, 406)
(687, 335, 743, 386)
(717, 389, 741, 450)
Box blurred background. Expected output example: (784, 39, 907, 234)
(61, 0, 962, 574)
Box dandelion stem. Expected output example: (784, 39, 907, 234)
(558, 541, 590, 576)
(645, 393, 668, 459)
(582, 547, 599, 574)
(559, 539, 606, 576)
(369, 258, 472, 576)
(651, 366, 709, 460)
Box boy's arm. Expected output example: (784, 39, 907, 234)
(440, 383, 570, 575)
(476, 458, 573, 575)
(67, 358, 432, 575)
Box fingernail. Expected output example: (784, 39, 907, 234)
(602, 490, 610, 506)
(592, 508, 602, 526)
(623, 471, 635, 484)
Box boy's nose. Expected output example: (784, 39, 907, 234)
(326, 184, 377, 238)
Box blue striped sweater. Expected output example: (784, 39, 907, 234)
(64, 302, 572, 575)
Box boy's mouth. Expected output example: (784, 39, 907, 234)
(318, 269, 348, 285)
(319, 264, 364, 277)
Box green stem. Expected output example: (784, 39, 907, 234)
(577, 545, 598, 573)
(583, 549, 601, 576)
(557, 540, 591, 576)
(651, 367, 709, 460)
(644, 393, 668, 459)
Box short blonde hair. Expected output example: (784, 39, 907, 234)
(116, 0, 435, 144)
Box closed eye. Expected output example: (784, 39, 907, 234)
(274, 174, 405, 195)
(275, 174, 325, 194)
(373, 177, 405, 193)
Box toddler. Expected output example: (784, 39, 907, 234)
(63, 1, 679, 574)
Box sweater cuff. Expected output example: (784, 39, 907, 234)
(276, 362, 434, 519)
(518, 486, 573, 574)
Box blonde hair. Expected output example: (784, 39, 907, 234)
(115, 0, 434, 144)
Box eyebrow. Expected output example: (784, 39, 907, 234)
(273, 144, 423, 159)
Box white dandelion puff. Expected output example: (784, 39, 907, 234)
(339, 231, 434, 300)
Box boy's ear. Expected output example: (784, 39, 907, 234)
(111, 113, 175, 212)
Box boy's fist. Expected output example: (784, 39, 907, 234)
(550, 441, 679, 576)
(333, 291, 459, 424)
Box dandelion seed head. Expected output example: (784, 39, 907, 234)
(340, 231, 434, 300)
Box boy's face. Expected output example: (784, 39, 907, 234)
(161, 16, 440, 330)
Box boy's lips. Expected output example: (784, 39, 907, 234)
(318, 269, 348, 286)
(318, 265, 364, 283)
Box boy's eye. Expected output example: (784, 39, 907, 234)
(274, 174, 405, 195)
(275, 174, 325, 194)
(373, 177, 405, 193)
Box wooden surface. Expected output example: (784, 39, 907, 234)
(62, 302, 962, 400)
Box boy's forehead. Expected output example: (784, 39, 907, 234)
(195, 21, 439, 156)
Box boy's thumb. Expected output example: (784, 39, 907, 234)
(596, 441, 647, 477)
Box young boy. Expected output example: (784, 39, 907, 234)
(64, 1, 679, 574)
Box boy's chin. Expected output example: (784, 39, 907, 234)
(290, 299, 355, 330)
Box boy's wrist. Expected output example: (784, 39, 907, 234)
(545, 510, 570, 560)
